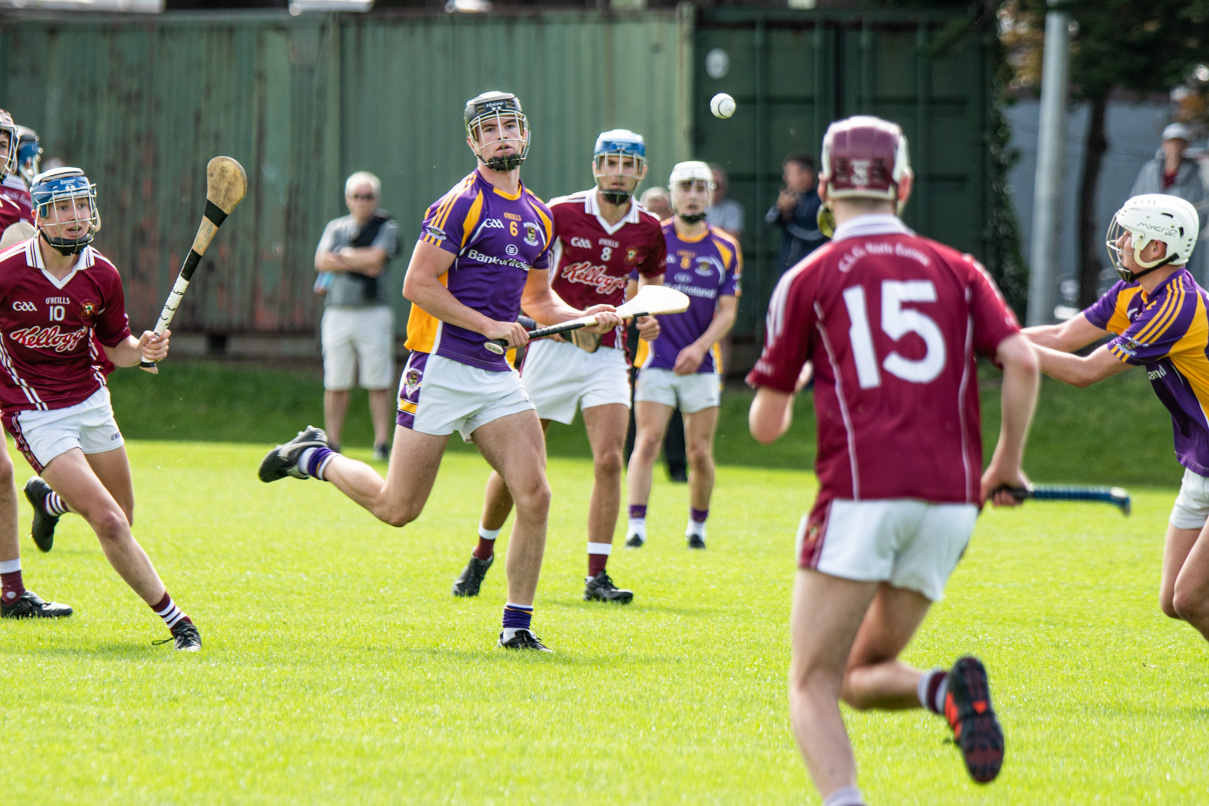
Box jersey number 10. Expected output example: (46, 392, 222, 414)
(842, 280, 946, 389)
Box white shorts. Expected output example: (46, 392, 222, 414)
(634, 366, 721, 414)
(1170, 467, 1209, 529)
(797, 498, 978, 602)
(322, 305, 396, 390)
(520, 339, 630, 424)
(397, 352, 534, 439)
(4, 387, 123, 473)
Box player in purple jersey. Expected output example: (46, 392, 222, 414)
(1026, 193, 1209, 645)
(625, 161, 739, 551)
(747, 117, 1038, 803)
(450, 128, 665, 605)
(260, 91, 620, 652)
(0, 168, 200, 650)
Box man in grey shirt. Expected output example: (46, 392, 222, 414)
(314, 171, 399, 460)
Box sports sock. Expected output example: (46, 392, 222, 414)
(918, 668, 948, 715)
(587, 542, 611, 577)
(687, 507, 709, 538)
(151, 591, 191, 630)
(822, 786, 865, 806)
(298, 447, 335, 480)
(0, 559, 25, 604)
(629, 504, 647, 520)
(44, 490, 71, 516)
(627, 517, 647, 542)
(501, 602, 534, 641)
(474, 525, 500, 561)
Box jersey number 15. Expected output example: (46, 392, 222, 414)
(842, 280, 946, 389)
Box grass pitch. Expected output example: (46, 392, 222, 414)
(4, 361, 1208, 804)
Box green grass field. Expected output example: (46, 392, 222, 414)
(5, 361, 1208, 804)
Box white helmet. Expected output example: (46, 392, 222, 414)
(668, 160, 713, 188)
(668, 161, 714, 224)
(1105, 194, 1200, 282)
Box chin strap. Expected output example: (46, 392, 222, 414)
(600, 189, 632, 205)
(1117, 256, 1179, 284)
(38, 228, 89, 256)
(678, 212, 707, 224)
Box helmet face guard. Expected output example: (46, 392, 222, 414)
(1105, 194, 1199, 283)
(464, 91, 529, 172)
(0, 109, 17, 177)
(16, 126, 42, 187)
(592, 129, 646, 205)
(668, 161, 714, 224)
(31, 167, 101, 256)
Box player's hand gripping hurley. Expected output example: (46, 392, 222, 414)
(140, 156, 248, 373)
(483, 285, 690, 355)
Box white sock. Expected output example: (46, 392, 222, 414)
(917, 668, 948, 714)
(686, 519, 707, 540)
(822, 787, 865, 806)
(478, 525, 501, 541)
(627, 518, 647, 540)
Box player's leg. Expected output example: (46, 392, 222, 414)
(0, 441, 70, 618)
(1159, 523, 1199, 621)
(788, 568, 878, 802)
(323, 426, 449, 527)
(840, 583, 935, 709)
(474, 410, 554, 649)
(682, 404, 719, 549)
(582, 402, 632, 602)
(625, 398, 674, 548)
(452, 419, 551, 598)
(85, 445, 135, 525)
(1170, 523, 1209, 642)
(367, 389, 393, 458)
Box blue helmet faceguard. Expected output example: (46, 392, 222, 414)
(464, 91, 529, 172)
(31, 167, 101, 256)
(0, 109, 16, 177)
(592, 129, 646, 205)
(16, 126, 42, 188)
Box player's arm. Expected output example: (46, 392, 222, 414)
(403, 240, 528, 347)
(749, 386, 794, 444)
(1030, 341, 1130, 388)
(981, 332, 1039, 507)
(673, 295, 738, 375)
(635, 270, 664, 341)
(519, 268, 622, 335)
(105, 330, 171, 368)
(1023, 312, 1106, 352)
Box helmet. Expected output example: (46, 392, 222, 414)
(464, 90, 529, 172)
(819, 115, 911, 204)
(16, 126, 42, 187)
(1106, 194, 1200, 282)
(0, 109, 16, 177)
(668, 161, 714, 224)
(31, 167, 101, 256)
(592, 129, 646, 205)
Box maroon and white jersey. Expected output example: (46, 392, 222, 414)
(547, 188, 665, 350)
(0, 195, 24, 233)
(0, 239, 131, 412)
(747, 214, 1020, 508)
(0, 175, 33, 224)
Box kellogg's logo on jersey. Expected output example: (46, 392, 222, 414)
(561, 261, 627, 295)
(9, 325, 89, 353)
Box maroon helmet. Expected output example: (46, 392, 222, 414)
(818, 115, 911, 204)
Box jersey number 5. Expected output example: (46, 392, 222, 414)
(842, 280, 945, 389)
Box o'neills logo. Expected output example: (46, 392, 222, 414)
(9, 325, 89, 353)
(561, 261, 626, 294)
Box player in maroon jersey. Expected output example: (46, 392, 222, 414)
(0, 167, 200, 650)
(746, 116, 1039, 803)
(451, 129, 666, 604)
(0, 109, 33, 246)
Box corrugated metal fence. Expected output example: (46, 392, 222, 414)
(0, 7, 995, 358)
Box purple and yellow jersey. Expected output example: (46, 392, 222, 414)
(1084, 268, 1209, 474)
(405, 170, 554, 371)
(641, 222, 741, 374)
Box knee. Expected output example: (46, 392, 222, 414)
(595, 448, 624, 481)
(1171, 586, 1207, 624)
(91, 508, 132, 542)
(0, 457, 13, 488)
(379, 502, 421, 529)
(510, 476, 552, 517)
(1160, 592, 1181, 620)
(687, 444, 712, 469)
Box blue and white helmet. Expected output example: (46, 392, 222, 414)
(0, 109, 16, 177)
(31, 167, 101, 256)
(593, 129, 647, 205)
(16, 126, 42, 188)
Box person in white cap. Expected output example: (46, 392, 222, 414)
(1131, 122, 1207, 281)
